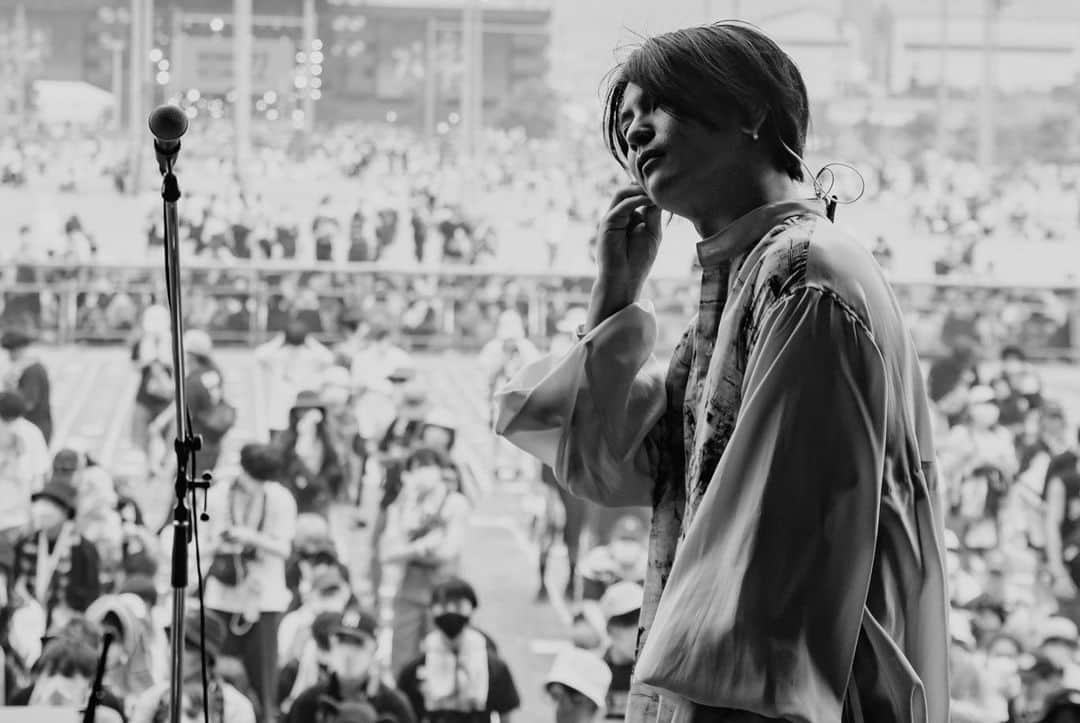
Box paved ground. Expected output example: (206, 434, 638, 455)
(41, 345, 568, 723)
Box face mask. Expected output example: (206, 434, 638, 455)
(610, 540, 641, 566)
(30, 674, 90, 706)
(434, 612, 470, 639)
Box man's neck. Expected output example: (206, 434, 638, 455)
(690, 175, 803, 239)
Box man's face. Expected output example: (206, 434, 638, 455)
(30, 499, 67, 533)
(548, 683, 595, 723)
(1017, 675, 1063, 722)
(32, 672, 91, 706)
(329, 635, 375, 680)
(616, 82, 749, 223)
(607, 621, 638, 663)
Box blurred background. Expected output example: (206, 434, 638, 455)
(0, 2, 1079, 722)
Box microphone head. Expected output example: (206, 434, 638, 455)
(148, 105, 188, 141)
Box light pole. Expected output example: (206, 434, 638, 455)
(936, 0, 949, 153)
(234, 0, 252, 174)
(977, 0, 1000, 171)
(302, 0, 315, 138)
(128, 0, 145, 195)
(12, 3, 25, 125)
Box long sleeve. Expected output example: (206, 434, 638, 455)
(634, 287, 889, 722)
(494, 302, 667, 508)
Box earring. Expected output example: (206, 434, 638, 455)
(752, 130, 759, 141)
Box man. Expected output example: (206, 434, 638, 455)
(287, 607, 415, 723)
(1, 328, 52, 444)
(1038, 617, 1080, 690)
(1044, 434, 1080, 612)
(544, 646, 613, 723)
(1013, 655, 1080, 723)
(598, 581, 643, 720)
(183, 329, 235, 473)
(256, 319, 335, 442)
(129, 608, 256, 723)
(278, 566, 353, 670)
(0, 391, 49, 541)
(50, 448, 122, 570)
(8, 634, 125, 722)
(202, 442, 297, 720)
(496, 22, 947, 722)
(13, 477, 101, 631)
(397, 577, 520, 723)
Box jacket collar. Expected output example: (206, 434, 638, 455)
(695, 198, 827, 268)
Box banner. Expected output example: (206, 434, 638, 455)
(172, 35, 296, 94)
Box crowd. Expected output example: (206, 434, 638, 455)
(0, 262, 1079, 722)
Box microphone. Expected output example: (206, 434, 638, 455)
(148, 104, 189, 174)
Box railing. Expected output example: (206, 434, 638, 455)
(2, 261, 1078, 361)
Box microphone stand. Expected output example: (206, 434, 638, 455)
(82, 632, 113, 723)
(158, 152, 211, 723)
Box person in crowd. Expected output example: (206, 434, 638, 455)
(256, 319, 335, 443)
(8, 631, 124, 721)
(383, 447, 470, 674)
(397, 577, 520, 723)
(277, 390, 347, 517)
(182, 329, 235, 474)
(1014, 403, 1069, 555)
(542, 646, 612, 723)
(597, 581, 641, 720)
(1044, 431, 1080, 616)
(0, 391, 49, 542)
(278, 565, 354, 672)
(481, 309, 538, 481)
(84, 590, 162, 702)
(130, 305, 175, 459)
(286, 513, 341, 607)
(579, 516, 648, 609)
(50, 448, 122, 574)
(347, 322, 413, 429)
(947, 384, 1018, 550)
(130, 608, 256, 723)
(116, 497, 160, 583)
(202, 442, 297, 720)
(950, 608, 1005, 721)
(0, 390, 49, 481)
(1038, 617, 1080, 689)
(1012, 654, 1080, 723)
(0, 534, 31, 701)
(287, 607, 415, 723)
(13, 477, 101, 631)
(278, 608, 339, 715)
(1, 328, 52, 444)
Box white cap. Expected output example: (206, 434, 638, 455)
(600, 581, 643, 622)
(950, 608, 975, 649)
(496, 310, 526, 340)
(1041, 617, 1080, 646)
(544, 647, 612, 712)
(968, 385, 996, 405)
(556, 307, 588, 334)
(183, 329, 213, 358)
(322, 366, 351, 390)
(425, 407, 457, 430)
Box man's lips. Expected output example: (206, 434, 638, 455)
(638, 151, 663, 178)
